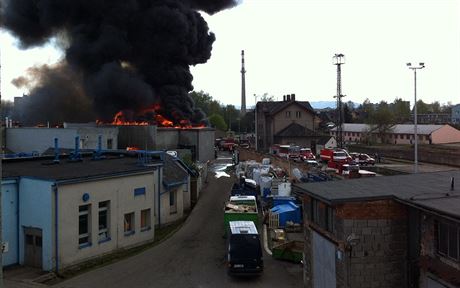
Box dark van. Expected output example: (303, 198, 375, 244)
(227, 221, 263, 275)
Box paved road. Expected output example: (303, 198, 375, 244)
(55, 153, 303, 288)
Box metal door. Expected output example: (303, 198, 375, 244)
(312, 231, 336, 288)
(24, 227, 43, 268)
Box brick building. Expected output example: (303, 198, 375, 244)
(294, 170, 460, 288)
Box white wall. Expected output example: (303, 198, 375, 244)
(57, 171, 156, 269)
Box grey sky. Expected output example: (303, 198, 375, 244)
(1, 0, 459, 108)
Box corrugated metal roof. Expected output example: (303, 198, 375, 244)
(294, 170, 460, 220)
(229, 221, 258, 234)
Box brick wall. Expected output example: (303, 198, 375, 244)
(337, 200, 408, 288)
(302, 196, 409, 288)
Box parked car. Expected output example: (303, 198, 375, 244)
(300, 148, 316, 161)
(357, 153, 375, 166)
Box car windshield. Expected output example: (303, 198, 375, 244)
(334, 152, 346, 157)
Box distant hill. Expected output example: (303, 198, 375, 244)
(310, 101, 337, 109)
(310, 101, 358, 110)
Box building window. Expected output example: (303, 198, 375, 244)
(437, 221, 459, 261)
(98, 201, 110, 242)
(406, 134, 410, 139)
(79, 204, 91, 246)
(170, 190, 177, 214)
(124, 212, 135, 235)
(107, 139, 113, 149)
(141, 209, 151, 231)
(285, 111, 291, 118)
(296, 111, 301, 118)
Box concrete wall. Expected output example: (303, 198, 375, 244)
(76, 127, 119, 150)
(179, 128, 215, 162)
(5, 127, 119, 154)
(159, 186, 184, 226)
(1, 180, 19, 266)
(117, 125, 157, 150)
(156, 128, 180, 150)
(57, 172, 156, 270)
(19, 178, 54, 271)
(6, 128, 77, 154)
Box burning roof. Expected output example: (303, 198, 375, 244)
(2, 0, 239, 127)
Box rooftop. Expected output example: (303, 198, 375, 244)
(2, 151, 162, 183)
(294, 170, 460, 220)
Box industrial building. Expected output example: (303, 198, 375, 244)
(3, 124, 215, 162)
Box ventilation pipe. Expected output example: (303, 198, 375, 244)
(70, 136, 82, 161)
(93, 135, 103, 160)
(54, 138, 60, 163)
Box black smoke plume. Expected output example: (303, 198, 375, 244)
(1, 0, 239, 126)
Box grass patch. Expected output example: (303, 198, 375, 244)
(45, 218, 186, 284)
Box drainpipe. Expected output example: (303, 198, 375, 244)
(158, 168, 161, 227)
(53, 184, 59, 274)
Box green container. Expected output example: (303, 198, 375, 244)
(272, 241, 304, 263)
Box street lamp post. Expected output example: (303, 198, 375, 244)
(407, 62, 425, 173)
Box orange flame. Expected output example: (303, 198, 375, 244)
(96, 105, 207, 128)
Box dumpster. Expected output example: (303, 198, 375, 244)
(272, 240, 304, 263)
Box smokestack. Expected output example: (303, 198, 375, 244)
(241, 50, 246, 116)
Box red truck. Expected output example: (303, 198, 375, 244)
(320, 148, 352, 163)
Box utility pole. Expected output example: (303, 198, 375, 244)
(0, 47, 4, 286)
(254, 94, 258, 151)
(333, 53, 346, 148)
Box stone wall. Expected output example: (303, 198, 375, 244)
(336, 200, 408, 288)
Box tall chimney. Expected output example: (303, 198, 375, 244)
(283, 95, 286, 101)
(240, 50, 247, 116)
(287, 94, 291, 101)
(291, 94, 296, 101)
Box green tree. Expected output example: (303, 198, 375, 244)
(391, 98, 410, 123)
(415, 100, 430, 114)
(369, 101, 395, 143)
(208, 113, 227, 131)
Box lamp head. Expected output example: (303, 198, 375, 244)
(406, 63, 412, 67)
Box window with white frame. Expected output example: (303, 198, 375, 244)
(79, 204, 91, 246)
(124, 212, 135, 235)
(141, 209, 151, 231)
(98, 201, 110, 241)
(437, 220, 459, 261)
